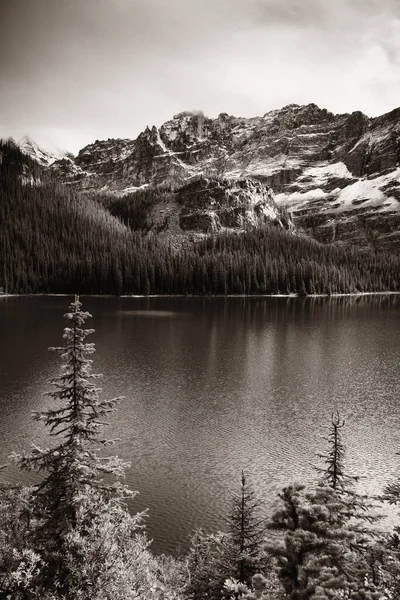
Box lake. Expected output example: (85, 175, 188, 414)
(0, 295, 400, 555)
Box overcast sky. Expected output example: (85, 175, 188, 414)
(1, 0, 399, 153)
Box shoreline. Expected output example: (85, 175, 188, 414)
(1, 291, 400, 299)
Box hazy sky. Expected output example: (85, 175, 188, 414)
(1, 0, 399, 153)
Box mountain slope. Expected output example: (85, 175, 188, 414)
(49, 104, 400, 249)
(2, 140, 399, 296)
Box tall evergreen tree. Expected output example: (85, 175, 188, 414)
(13, 296, 146, 598)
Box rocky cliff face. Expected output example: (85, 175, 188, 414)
(173, 178, 290, 235)
(41, 104, 400, 248)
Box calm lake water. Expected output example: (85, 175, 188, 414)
(0, 295, 400, 555)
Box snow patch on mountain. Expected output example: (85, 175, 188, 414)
(336, 169, 400, 212)
(276, 168, 400, 215)
(300, 162, 353, 182)
(275, 188, 328, 208)
(108, 183, 149, 196)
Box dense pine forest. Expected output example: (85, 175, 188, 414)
(1, 297, 400, 599)
(1, 141, 399, 297)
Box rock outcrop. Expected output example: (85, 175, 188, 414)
(176, 178, 290, 234)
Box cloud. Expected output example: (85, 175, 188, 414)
(1, 0, 399, 152)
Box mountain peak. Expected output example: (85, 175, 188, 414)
(18, 136, 71, 166)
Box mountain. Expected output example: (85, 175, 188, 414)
(2, 139, 399, 296)
(48, 103, 400, 250)
(18, 135, 72, 166)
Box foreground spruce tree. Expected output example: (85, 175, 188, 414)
(185, 529, 227, 600)
(13, 296, 148, 599)
(220, 472, 268, 587)
(185, 474, 271, 600)
(268, 484, 382, 600)
(266, 414, 384, 600)
(316, 412, 381, 536)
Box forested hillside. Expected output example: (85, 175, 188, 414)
(1, 141, 399, 296)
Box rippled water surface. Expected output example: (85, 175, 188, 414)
(1, 295, 400, 554)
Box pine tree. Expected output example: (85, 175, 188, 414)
(315, 411, 357, 492)
(13, 296, 146, 598)
(220, 472, 268, 587)
(316, 412, 381, 532)
(185, 529, 226, 600)
(267, 483, 382, 600)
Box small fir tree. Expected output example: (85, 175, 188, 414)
(315, 412, 382, 530)
(185, 528, 227, 600)
(219, 472, 269, 587)
(186, 474, 279, 600)
(379, 435, 400, 598)
(315, 411, 356, 492)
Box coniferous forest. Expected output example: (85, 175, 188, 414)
(1, 141, 399, 297)
(1, 297, 400, 599)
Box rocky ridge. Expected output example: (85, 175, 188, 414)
(28, 104, 400, 248)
